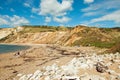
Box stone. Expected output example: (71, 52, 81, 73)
(107, 70, 117, 75)
(80, 74, 105, 80)
(45, 76, 50, 80)
(61, 76, 80, 80)
(118, 66, 120, 69)
(17, 52, 120, 80)
(19, 75, 27, 80)
(17, 74, 23, 77)
(29, 70, 42, 80)
(110, 75, 120, 80)
(96, 62, 108, 73)
(106, 62, 112, 66)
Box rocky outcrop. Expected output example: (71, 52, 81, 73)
(15, 52, 120, 80)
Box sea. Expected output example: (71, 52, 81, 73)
(0, 44, 30, 54)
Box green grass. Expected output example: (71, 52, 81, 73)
(88, 41, 115, 48)
(100, 28, 112, 33)
(72, 39, 116, 48)
(71, 32, 120, 48)
(20, 25, 71, 33)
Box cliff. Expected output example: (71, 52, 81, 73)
(0, 25, 120, 49)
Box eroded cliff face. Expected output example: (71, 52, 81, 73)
(13, 32, 70, 45)
(0, 28, 13, 40)
(0, 28, 71, 45)
(0, 26, 120, 47)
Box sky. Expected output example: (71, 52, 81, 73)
(0, 0, 120, 28)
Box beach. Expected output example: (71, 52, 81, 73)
(0, 44, 74, 80)
(0, 44, 120, 80)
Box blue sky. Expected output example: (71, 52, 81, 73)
(0, 0, 120, 28)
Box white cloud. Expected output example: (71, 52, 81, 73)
(82, 0, 120, 17)
(30, 15, 35, 18)
(23, 0, 34, 8)
(53, 16, 71, 23)
(0, 18, 8, 25)
(90, 10, 120, 24)
(10, 15, 29, 26)
(81, 0, 120, 26)
(39, 0, 73, 16)
(45, 17, 51, 23)
(37, 0, 73, 23)
(24, 3, 31, 7)
(83, 10, 107, 17)
(0, 15, 29, 27)
(32, 7, 39, 13)
(84, 0, 94, 4)
(82, 0, 120, 12)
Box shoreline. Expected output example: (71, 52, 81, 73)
(0, 43, 32, 54)
(0, 43, 119, 80)
(0, 43, 56, 46)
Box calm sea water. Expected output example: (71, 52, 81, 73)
(0, 44, 30, 54)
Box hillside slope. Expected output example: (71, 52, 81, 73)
(0, 25, 120, 51)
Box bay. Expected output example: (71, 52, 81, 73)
(0, 44, 30, 54)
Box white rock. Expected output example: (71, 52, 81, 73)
(61, 65, 78, 76)
(19, 75, 27, 80)
(110, 75, 116, 80)
(62, 76, 80, 80)
(23, 74, 32, 80)
(17, 53, 120, 80)
(80, 63, 89, 69)
(114, 60, 120, 63)
(45, 76, 50, 80)
(106, 62, 112, 66)
(107, 70, 117, 75)
(17, 74, 23, 77)
(80, 74, 105, 80)
(118, 66, 120, 69)
(29, 70, 42, 80)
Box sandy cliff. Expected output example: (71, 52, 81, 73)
(0, 26, 120, 48)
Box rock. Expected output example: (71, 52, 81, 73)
(96, 62, 108, 73)
(107, 70, 117, 75)
(114, 52, 120, 59)
(19, 75, 27, 80)
(116, 76, 120, 80)
(61, 76, 79, 80)
(45, 76, 50, 80)
(14, 51, 20, 57)
(110, 75, 116, 80)
(110, 75, 120, 80)
(16, 52, 120, 80)
(29, 70, 42, 80)
(13, 70, 18, 73)
(26, 74, 33, 80)
(17, 74, 23, 77)
(106, 62, 112, 66)
(118, 66, 120, 69)
(111, 59, 120, 63)
(110, 59, 115, 63)
(80, 74, 105, 80)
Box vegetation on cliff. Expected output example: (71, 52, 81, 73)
(0, 25, 120, 53)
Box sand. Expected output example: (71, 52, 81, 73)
(0, 44, 120, 80)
